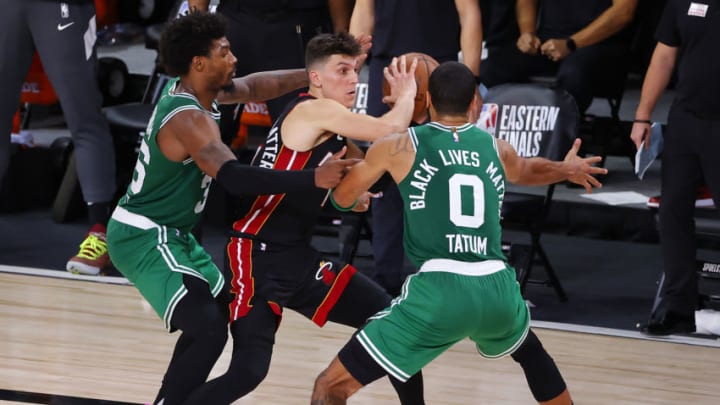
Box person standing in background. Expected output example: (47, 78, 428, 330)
(348, 0, 482, 296)
(0, 0, 118, 276)
(188, 0, 355, 145)
(632, 0, 720, 336)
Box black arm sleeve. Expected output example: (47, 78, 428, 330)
(215, 160, 316, 195)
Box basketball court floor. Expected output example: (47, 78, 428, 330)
(3, 40, 720, 404)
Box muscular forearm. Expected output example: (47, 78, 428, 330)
(570, 2, 636, 47)
(513, 158, 571, 186)
(379, 94, 415, 134)
(188, 0, 211, 11)
(349, 0, 375, 36)
(516, 0, 538, 34)
(457, 0, 483, 76)
(215, 160, 316, 195)
(221, 69, 308, 105)
(635, 45, 676, 119)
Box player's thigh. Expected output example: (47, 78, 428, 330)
(288, 256, 390, 328)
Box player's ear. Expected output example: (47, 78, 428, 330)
(309, 69, 322, 88)
(191, 55, 205, 72)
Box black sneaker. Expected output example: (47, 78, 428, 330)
(638, 311, 696, 336)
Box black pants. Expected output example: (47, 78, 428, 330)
(0, 0, 116, 203)
(480, 40, 629, 113)
(656, 106, 720, 317)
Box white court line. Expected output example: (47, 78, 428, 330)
(0, 264, 132, 285)
(531, 320, 720, 348)
(1, 264, 719, 347)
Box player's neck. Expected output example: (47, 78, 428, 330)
(434, 114, 468, 127)
(176, 78, 214, 110)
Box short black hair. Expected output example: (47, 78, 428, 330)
(428, 61, 476, 116)
(159, 11, 227, 77)
(305, 32, 361, 68)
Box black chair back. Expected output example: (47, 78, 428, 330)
(477, 83, 580, 301)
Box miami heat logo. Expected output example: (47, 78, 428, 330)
(315, 261, 336, 286)
(477, 103, 499, 136)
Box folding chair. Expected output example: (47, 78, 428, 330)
(478, 83, 580, 301)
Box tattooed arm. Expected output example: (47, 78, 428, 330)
(216, 69, 308, 105)
(331, 130, 414, 207)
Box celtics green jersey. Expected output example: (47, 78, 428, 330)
(398, 122, 507, 268)
(117, 78, 220, 233)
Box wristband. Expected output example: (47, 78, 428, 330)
(633, 119, 652, 125)
(329, 189, 358, 212)
(566, 38, 577, 52)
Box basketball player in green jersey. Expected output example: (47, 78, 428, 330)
(311, 61, 608, 405)
(106, 12, 354, 405)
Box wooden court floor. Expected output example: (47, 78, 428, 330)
(1, 271, 719, 404)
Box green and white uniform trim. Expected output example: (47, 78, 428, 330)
(107, 78, 224, 331)
(356, 122, 529, 381)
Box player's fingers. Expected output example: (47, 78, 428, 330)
(330, 146, 347, 160)
(588, 175, 603, 189)
(583, 156, 603, 165)
(407, 56, 418, 76)
(570, 138, 582, 153)
(339, 158, 362, 167)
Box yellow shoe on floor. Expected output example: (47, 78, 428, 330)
(66, 226, 110, 276)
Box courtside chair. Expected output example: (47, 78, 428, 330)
(479, 83, 580, 301)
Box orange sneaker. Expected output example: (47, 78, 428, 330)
(66, 224, 110, 275)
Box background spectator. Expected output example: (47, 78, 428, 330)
(482, 0, 638, 114)
(0, 0, 117, 276)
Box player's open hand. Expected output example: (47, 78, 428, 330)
(315, 147, 361, 189)
(563, 139, 608, 193)
(382, 55, 417, 105)
(354, 33, 372, 69)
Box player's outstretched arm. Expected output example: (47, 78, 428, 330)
(287, 56, 417, 147)
(217, 69, 309, 105)
(332, 131, 412, 207)
(161, 110, 353, 193)
(499, 138, 608, 193)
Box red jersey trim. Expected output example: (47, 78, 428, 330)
(311, 265, 357, 327)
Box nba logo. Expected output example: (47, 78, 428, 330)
(476, 103, 499, 136)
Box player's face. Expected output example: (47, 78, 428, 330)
(207, 37, 237, 90)
(319, 54, 359, 107)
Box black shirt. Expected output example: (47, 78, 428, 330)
(656, 0, 720, 117)
(480, 0, 518, 47)
(373, 0, 460, 61)
(537, 0, 613, 39)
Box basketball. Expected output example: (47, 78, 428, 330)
(382, 52, 440, 123)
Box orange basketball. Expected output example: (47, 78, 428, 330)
(382, 52, 440, 123)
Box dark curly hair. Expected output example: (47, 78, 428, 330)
(304, 32, 361, 69)
(159, 11, 227, 77)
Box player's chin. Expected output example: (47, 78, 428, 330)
(344, 92, 357, 107)
(220, 81, 235, 93)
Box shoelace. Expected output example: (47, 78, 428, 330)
(76, 233, 108, 260)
